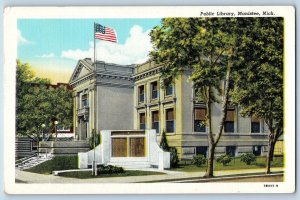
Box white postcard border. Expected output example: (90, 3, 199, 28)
(4, 6, 295, 194)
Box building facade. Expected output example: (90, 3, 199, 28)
(133, 61, 269, 159)
(70, 59, 269, 159)
(69, 58, 135, 140)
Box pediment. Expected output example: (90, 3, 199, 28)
(69, 59, 94, 83)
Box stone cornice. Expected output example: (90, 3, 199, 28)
(69, 73, 94, 87)
(97, 81, 134, 88)
(98, 73, 132, 81)
(133, 67, 161, 81)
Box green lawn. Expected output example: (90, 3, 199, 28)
(58, 170, 165, 179)
(25, 156, 78, 174)
(24, 155, 165, 178)
(172, 156, 284, 172)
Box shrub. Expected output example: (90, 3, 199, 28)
(96, 165, 124, 174)
(192, 154, 207, 167)
(169, 147, 179, 168)
(216, 154, 233, 166)
(159, 130, 179, 168)
(240, 153, 256, 165)
(89, 129, 101, 149)
(159, 130, 169, 151)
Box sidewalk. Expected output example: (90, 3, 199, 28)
(15, 167, 284, 183)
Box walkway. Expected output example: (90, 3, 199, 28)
(15, 167, 284, 183)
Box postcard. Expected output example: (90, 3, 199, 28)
(3, 6, 295, 194)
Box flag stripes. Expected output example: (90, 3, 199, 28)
(94, 23, 117, 43)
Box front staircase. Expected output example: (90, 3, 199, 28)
(15, 153, 54, 170)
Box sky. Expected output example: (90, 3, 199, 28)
(17, 19, 162, 83)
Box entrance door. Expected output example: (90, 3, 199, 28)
(80, 120, 87, 140)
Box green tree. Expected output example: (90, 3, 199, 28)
(159, 130, 169, 151)
(16, 60, 73, 141)
(150, 18, 243, 177)
(232, 18, 284, 174)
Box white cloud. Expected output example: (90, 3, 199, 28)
(61, 25, 153, 65)
(36, 53, 55, 58)
(17, 29, 33, 45)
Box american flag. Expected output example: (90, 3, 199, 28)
(94, 23, 117, 43)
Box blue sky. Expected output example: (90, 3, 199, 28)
(17, 18, 161, 83)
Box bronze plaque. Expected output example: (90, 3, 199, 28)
(112, 138, 127, 157)
(130, 138, 145, 157)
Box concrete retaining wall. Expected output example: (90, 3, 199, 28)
(39, 141, 90, 155)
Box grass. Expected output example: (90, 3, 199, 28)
(58, 170, 165, 179)
(24, 155, 165, 179)
(172, 156, 284, 172)
(24, 156, 78, 174)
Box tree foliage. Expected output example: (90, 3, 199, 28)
(150, 18, 244, 177)
(232, 18, 284, 174)
(150, 17, 284, 176)
(16, 60, 73, 141)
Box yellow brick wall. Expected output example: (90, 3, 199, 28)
(134, 72, 184, 158)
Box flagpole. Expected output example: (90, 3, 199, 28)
(93, 22, 97, 176)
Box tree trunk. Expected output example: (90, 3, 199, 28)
(55, 126, 58, 141)
(266, 134, 276, 174)
(204, 87, 214, 178)
(204, 143, 215, 178)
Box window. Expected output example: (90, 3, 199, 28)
(138, 85, 145, 103)
(253, 146, 262, 156)
(196, 146, 208, 158)
(251, 115, 260, 133)
(139, 113, 146, 130)
(224, 109, 235, 133)
(151, 81, 158, 99)
(194, 107, 206, 132)
(152, 111, 159, 133)
(82, 94, 88, 107)
(226, 146, 236, 157)
(165, 84, 173, 96)
(166, 108, 175, 133)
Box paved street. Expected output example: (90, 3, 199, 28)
(15, 167, 284, 183)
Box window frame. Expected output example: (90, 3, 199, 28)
(138, 85, 145, 103)
(139, 112, 146, 130)
(81, 94, 88, 107)
(165, 84, 173, 97)
(251, 115, 261, 133)
(151, 110, 160, 134)
(226, 146, 236, 157)
(165, 108, 175, 133)
(150, 81, 159, 100)
(193, 107, 206, 133)
(224, 109, 235, 133)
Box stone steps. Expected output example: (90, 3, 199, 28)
(16, 154, 54, 170)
